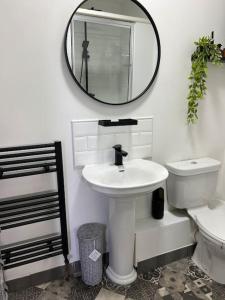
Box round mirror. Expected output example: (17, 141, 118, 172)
(65, 0, 160, 105)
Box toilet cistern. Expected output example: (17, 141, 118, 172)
(112, 144, 128, 166)
(166, 157, 225, 284)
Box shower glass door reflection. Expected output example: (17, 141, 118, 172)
(72, 18, 132, 103)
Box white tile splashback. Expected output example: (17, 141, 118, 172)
(71, 117, 153, 167)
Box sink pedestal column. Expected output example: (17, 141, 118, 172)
(106, 197, 137, 285)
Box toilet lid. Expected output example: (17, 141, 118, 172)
(188, 201, 225, 243)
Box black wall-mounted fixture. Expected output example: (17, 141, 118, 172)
(98, 118, 138, 127)
(0, 142, 69, 272)
(212, 31, 225, 62)
(210, 31, 225, 62)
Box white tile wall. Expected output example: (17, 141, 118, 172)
(71, 117, 153, 167)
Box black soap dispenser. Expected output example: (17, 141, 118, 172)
(152, 188, 164, 219)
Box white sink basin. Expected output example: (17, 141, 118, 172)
(82, 159, 169, 197)
(82, 159, 168, 285)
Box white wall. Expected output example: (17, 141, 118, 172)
(0, 0, 225, 279)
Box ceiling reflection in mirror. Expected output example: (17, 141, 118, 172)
(65, 0, 160, 105)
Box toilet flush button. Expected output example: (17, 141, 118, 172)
(190, 161, 198, 164)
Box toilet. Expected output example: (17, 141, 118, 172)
(166, 157, 225, 284)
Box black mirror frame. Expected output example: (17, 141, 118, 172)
(64, 0, 161, 105)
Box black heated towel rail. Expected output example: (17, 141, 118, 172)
(0, 141, 69, 270)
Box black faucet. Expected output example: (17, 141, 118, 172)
(112, 144, 128, 166)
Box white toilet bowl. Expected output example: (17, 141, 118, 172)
(166, 157, 225, 284)
(188, 201, 225, 284)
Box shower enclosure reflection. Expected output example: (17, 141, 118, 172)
(72, 18, 131, 103)
(65, 0, 160, 105)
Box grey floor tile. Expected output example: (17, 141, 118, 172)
(36, 282, 51, 290)
(70, 287, 101, 300)
(9, 287, 43, 300)
(159, 267, 186, 294)
(70, 277, 102, 300)
(45, 278, 73, 299)
(37, 291, 67, 300)
(126, 277, 158, 300)
(211, 282, 225, 300)
(103, 276, 128, 296)
(95, 288, 125, 300)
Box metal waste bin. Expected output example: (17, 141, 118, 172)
(77, 223, 106, 286)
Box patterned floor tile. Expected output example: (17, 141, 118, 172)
(95, 288, 125, 299)
(70, 287, 101, 300)
(205, 291, 212, 300)
(183, 284, 191, 294)
(159, 268, 186, 294)
(185, 261, 211, 283)
(9, 287, 43, 300)
(44, 278, 73, 299)
(153, 291, 164, 300)
(166, 259, 190, 275)
(125, 277, 158, 300)
(158, 287, 170, 297)
(139, 268, 162, 285)
(37, 291, 67, 300)
(70, 277, 102, 300)
(182, 291, 201, 299)
(185, 278, 210, 299)
(211, 282, 225, 300)
(36, 282, 51, 290)
(103, 276, 128, 296)
(8, 258, 225, 300)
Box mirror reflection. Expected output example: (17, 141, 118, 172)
(65, 0, 160, 104)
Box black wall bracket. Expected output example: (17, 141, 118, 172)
(98, 118, 138, 127)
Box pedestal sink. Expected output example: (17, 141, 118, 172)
(82, 159, 168, 285)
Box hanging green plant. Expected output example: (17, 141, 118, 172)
(187, 36, 222, 124)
